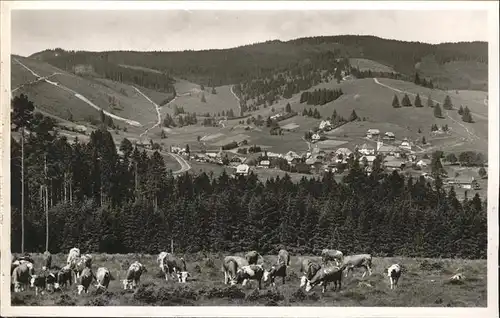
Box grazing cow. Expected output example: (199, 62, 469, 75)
(299, 258, 322, 288)
(342, 254, 373, 278)
(123, 261, 147, 290)
(42, 251, 52, 271)
(12, 263, 32, 292)
(56, 265, 73, 289)
(387, 264, 401, 289)
(277, 249, 290, 267)
(321, 249, 344, 266)
(95, 267, 111, 291)
(222, 256, 249, 285)
(157, 251, 169, 267)
(245, 250, 263, 265)
(77, 267, 95, 295)
(46, 272, 57, 292)
(161, 254, 190, 283)
(305, 265, 346, 293)
(30, 272, 52, 295)
(451, 273, 464, 281)
(66, 247, 81, 267)
(263, 263, 287, 286)
(235, 264, 265, 290)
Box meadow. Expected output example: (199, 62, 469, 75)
(11, 253, 487, 307)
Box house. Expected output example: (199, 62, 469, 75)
(319, 120, 332, 130)
(359, 143, 376, 155)
(366, 129, 380, 139)
(137, 138, 152, 149)
(258, 160, 270, 168)
(416, 159, 431, 168)
(399, 139, 412, 151)
(384, 157, 405, 170)
(451, 177, 481, 190)
(360, 155, 376, 166)
(74, 125, 87, 133)
(285, 151, 300, 163)
(335, 147, 353, 158)
(235, 164, 250, 176)
(377, 142, 401, 157)
(383, 132, 395, 141)
(311, 133, 321, 142)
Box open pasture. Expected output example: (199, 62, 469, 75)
(349, 58, 396, 73)
(11, 253, 486, 307)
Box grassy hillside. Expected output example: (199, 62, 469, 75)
(349, 58, 396, 73)
(12, 253, 487, 307)
(11, 56, 173, 132)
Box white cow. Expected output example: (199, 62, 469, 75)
(12, 263, 32, 292)
(387, 264, 401, 289)
(95, 267, 111, 291)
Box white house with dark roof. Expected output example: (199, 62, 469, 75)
(359, 143, 376, 155)
(366, 129, 380, 139)
(383, 131, 395, 141)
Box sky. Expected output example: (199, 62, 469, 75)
(11, 10, 489, 57)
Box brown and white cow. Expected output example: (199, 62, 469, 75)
(299, 258, 322, 288)
(235, 264, 265, 290)
(222, 256, 249, 285)
(321, 249, 344, 266)
(95, 267, 112, 291)
(161, 253, 190, 283)
(30, 271, 57, 295)
(263, 263, 287, 286)
(12, 263, 32, 293)
(244, 250, 263, 265)
(305, 265, 346, 293)
(55, 265, 73, 289)
(342, 254, 373, 278)
(123, 261, 147, 290)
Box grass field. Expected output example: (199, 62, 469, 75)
(11, 253, 487, 307)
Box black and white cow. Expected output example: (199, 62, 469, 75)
(342, 254, 373, 278)
(56, 265, 73, 289)
(263, 263, 287, 286)
(299, 258, 322, 288)
(222, 256, 249, 285)
(95, 267, 112, 291)
(321, 249, 344, 266)
(30, 271, 56, 295)
(305, 265, 346, 293)
(387, 264, 401, 289)
(235, 264, 265, 290)
(77, 267, 95, 295)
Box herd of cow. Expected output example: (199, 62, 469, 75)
(10, 248, 405, 299)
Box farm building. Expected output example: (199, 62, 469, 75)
(384, 157, 405, 170)
(312, 133, 321, 142)
(136, 138, 152, 149)
(319, 120, 332, 130)
(335, 147, 353, 158)
(284, 151, 300, 163)
(235, 164, 250, 176)
(359, 143, 376, 155)
(399, 139, 412, 151)
(266, 152, 282, 158)
(448, 177, 481, 190)
(416, 159, 431, 168)
(377, 142, 401, 157)
(258, 160, 270, 168)
(74, 125, 88, 133)
(366, 129, 380, 139)
(383, 131, 395, 141)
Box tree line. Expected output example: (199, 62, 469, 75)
(11, 95, 487, 259)
(299, 88, 344, 106)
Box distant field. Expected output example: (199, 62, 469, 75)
(350, 58, 396, 73)
(316, 139, 349, 148)
(211, 134, 250, 147)
(11, 253, 487, 307)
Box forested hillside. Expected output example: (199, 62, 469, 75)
(11, 95, 487, 259)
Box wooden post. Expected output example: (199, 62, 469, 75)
(45, 154, 49, 252)
(171, 238, 174, 254)
(21, 127, 25, 253)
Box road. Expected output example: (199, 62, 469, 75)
(13, 58, 142, 127)
(143, 148, 191, 174)
(372, 78, 481, 142)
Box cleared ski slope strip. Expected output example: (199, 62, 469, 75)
(13, 58, 142, 127)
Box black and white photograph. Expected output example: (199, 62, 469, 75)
(1, 1, 498, 317)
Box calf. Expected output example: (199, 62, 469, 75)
(263, 263, 287, 286)
(299, 258, 322, 288)
(42, 251, 52, 270)
(123, 261, 147, 290)
(305, 265, 346, 293)
(277, 249, 290, 266)
(235, 264, 265, 290)
(95, 267, 111, 291)
(30, 271, 56, 295)
(12, 263, 32, 293)
(321, 249, 344, 266)
(245, 250, 262, 265)
(161, 254, 190, 283)
(387, 264, 401, 289)
(46, 272, 57, 292)
(222, 256, 249, 285)
(342, 254, 373, 278)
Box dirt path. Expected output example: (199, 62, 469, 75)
(230, 85, 242, 116)
(372, 78, 481, 142)
(13, 58, 142, 127)
(133, 86, 165, 138)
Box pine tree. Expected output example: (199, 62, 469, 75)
(434, 103, 443, 118)
(443, 95, 453, 110)
(421, 136, 427, 144)
(402, 94, 412, 107)
(462, 106, 473, 123)
(285, 103, 292, 113)
(458, 105, 464, 115)
(201, 93, 207, 103)
(414, 94, 423, 107)
(392, 94, 401, 108)
(349, 110, 358, 121)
